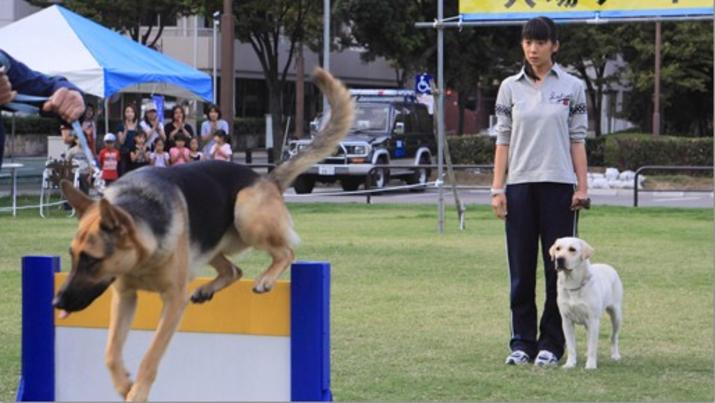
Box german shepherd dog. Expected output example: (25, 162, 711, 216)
(54, 68, 353, 401)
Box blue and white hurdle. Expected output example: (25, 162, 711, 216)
(16, 256, 331, 401)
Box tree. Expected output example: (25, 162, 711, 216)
(618, 21, 713, 136)
(28, 0, 196, 48)
(230, 0, 323, 159)
(336, 0, 441, 87)
(558, 24, 623, 137)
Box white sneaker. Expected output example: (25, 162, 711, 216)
(505, 350, 530, 365)
(534, 350, 559, 367)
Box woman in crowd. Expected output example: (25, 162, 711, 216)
(165, 104, 194, 148)
(116, 104, 140, 176)
(200, 104, 229, 158)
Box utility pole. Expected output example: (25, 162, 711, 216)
(295, 43, 305, 139)
(322, 0, 330, 112)
(652, 21, 661, 136)
(220, 0, 235, 133)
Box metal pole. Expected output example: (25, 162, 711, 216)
(322, 0, 330, 112)
(192, 16, 198, 69)
(220, 0, 235, 131)
(213, 14, 219, 104)
(652, 21, 661, 136)
(437, 0, 445, 233)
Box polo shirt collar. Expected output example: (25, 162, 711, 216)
(517, 63, 562, 81)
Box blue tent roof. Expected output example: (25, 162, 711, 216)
(57, 6, 212, 101)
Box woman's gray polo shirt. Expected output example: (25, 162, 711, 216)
(494, 64, 588, 185)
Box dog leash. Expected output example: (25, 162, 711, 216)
(573, 197, 591, 237)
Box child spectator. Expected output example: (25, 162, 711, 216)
(209, 130, 232, 161)
(130, 131, 150, 170)
(189, 137, 204, 162)
(169, 134, 191, 166)
(98, 133, 120, 185)
(149, 138, 170, 168)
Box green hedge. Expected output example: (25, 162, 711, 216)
(602, 133, 713, 170)
(1, 116, 60, 135)
(447, 133, 713, 169)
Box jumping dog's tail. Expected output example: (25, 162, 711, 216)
(269, 68, 354, 191)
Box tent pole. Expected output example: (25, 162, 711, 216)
(104, 98, 109, 136)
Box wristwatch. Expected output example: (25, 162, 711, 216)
(490, 187, 505, 197)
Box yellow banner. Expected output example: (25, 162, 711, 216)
(460, 0, 713, 20)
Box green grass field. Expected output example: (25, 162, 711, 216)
(0, 199, 712, 400)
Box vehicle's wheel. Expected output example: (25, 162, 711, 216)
(369, 160, 391, 191)
(293, 175, 315, 194)
(340, 177, 361, 191)
(407, 155, 431, 192)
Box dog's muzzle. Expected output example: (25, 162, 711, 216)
(555, 257, 569, 271)
(53, 276, 115, 312)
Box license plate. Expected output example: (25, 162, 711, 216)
(318, 165, 335, 175)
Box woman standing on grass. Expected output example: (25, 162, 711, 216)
(491, 16, 589, 367)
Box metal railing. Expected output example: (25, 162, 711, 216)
(365, 164, 493, 204)
(633, 165, 713, 207)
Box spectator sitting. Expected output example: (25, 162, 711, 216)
(130, 131, 150, 170)
(149, 138, 170, 168)
(61, 123, 90, 194)
(98, 133, 120, 186)
(188, 137, 204, 162)
(200, 104, 229, 158)
(169, 134, 191, 166)
(209, 130, 232, 161)
(80, 103, 97, 156)
(165, 105, 194, 149)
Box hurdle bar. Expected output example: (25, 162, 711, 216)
(16, 256, 331, 402)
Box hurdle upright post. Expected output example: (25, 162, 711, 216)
(17, 256, 59, 402)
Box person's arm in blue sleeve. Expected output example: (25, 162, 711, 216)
(2, 49, 81, 96)
(0, 49, 85, 122)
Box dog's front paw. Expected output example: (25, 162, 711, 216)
(611, 352, 621, 361)
(252, 277, 275, 294)
(585, 360, 598, 370)
(562, 360, 577, 369)
(190, 287, 215, 303)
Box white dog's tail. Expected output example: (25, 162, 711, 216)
(269, 68, 354, 191)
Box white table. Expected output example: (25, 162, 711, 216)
(1, 162, 23, 216)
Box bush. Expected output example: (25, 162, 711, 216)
(586, 137, 606, 167)
(1, 115, 59, 135)
(603, 133, 713, 170)
(447, 135, 495, 164)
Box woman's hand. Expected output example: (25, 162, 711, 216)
(571, 190, 590, 210)
(491, 194, 507, 219)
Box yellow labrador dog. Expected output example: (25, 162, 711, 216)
(549, 237, 623, 369)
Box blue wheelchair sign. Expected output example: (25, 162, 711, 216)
(415, 73, 432, 95)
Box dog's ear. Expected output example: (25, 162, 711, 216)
(580, 240, 594, 260)
(98, 199, 135, 236)
(548, 241, 559, 261)
(61, 179, 93, 217)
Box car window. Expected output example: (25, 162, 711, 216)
(352, 104, 390, 131)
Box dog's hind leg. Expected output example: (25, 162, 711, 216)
(191, 254, 244, 303)
(105, 285, 138, 398)
(584, 318, 601, 370)
(607, 304, 622, 361)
